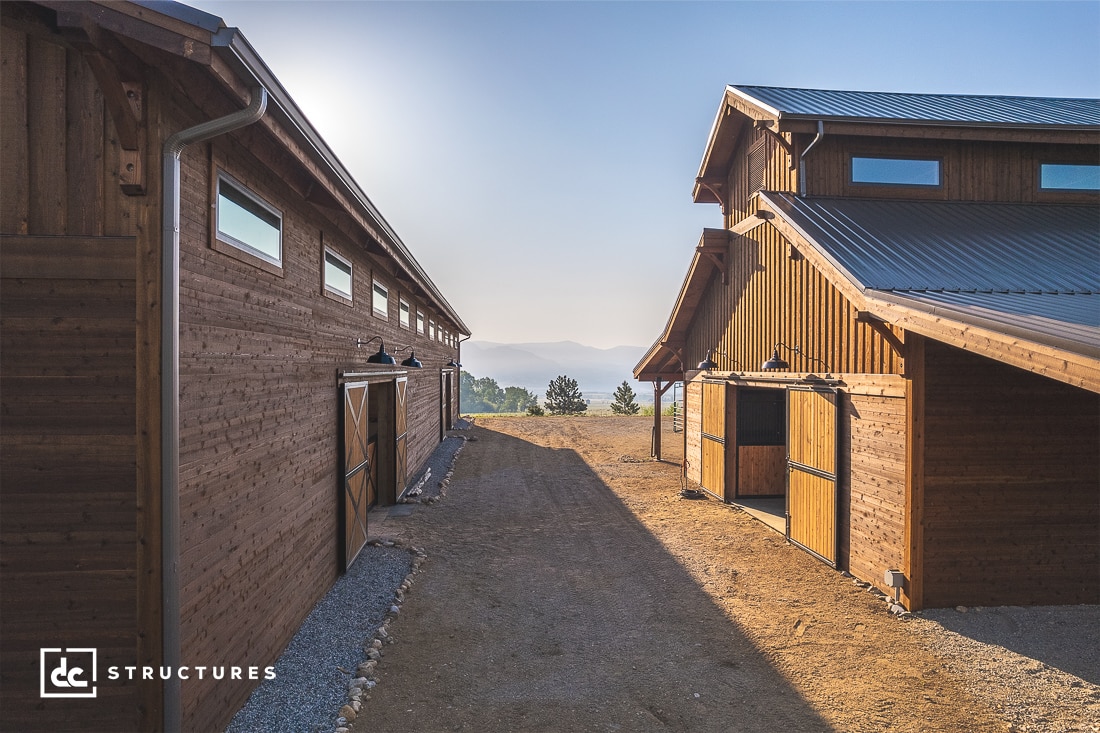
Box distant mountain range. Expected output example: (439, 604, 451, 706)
(460, 341, 648, 396)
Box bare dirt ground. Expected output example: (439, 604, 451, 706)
(361, 416, 1099, 733)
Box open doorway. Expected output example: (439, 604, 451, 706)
(731, 388, 786, 533)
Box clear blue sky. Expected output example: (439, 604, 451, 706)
(189, 0, 1100, 349)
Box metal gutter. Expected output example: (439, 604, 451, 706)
(161, 85, 268, 733)
(797, 120, 824, 197)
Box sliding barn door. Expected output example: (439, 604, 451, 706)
(700, 381, 726, 498)
(395, 377, 408, 496)
(786, 387, 840, 566)
(341, 381, 373, 569)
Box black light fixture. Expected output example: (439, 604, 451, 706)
(696, 350, 719, 371)
(447, 359, 462, 368)
(761, 342, 833, 377)
(400, 351, 423, 369)
(761, 344, 790, 370)
(697, 349, 742, 371)
(356, 336, 397, 365)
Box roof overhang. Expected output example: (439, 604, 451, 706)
(634, 228, 731, 382)
(42, 0, 469, 335)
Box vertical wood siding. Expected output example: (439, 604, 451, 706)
(684, 225, 902, 379)
(920, 341, 1100, 607)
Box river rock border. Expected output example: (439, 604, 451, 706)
(332, 539, 428, 733)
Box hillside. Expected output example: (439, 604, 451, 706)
(460, 341, 648, 396)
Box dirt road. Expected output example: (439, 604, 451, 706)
(360, 417, 1097, 733)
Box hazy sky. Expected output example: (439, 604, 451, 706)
(188, 0, 1100, 349)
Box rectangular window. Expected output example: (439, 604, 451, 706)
(372, 280, 389, 318)
(323, 249, 352, 300)
(416, 311, 425, 334)
(429, 320, 436, 341)
(1040, 163, 1100, 191)
(399, 299, 411, 329)
(216, 174, 282, 265)
(851, 156, 941, 187)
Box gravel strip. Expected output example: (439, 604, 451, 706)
(909, 604, 1100, 733)
(401, 419, 472, 503)
(224, 545, 412, 733)
(225, 424, 472, 733)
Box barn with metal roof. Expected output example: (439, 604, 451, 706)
(637, 84, 1099, 611)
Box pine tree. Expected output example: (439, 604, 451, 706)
(610, 380, 640, 415)
(544, 375, 587, 415)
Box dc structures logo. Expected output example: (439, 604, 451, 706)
(40, 648, 97, 698)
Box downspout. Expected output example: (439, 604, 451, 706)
(161, 86, 268, 733)
(797, 120, 825, 197)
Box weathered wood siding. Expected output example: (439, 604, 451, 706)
(0, 237, 140, 730)
(0, 18, 151, 730)
(838, 394, 906, 592)
(684, 225, 903, 380)
(2, 13, 464, 732)
(920, 341, 1100, 607)
(176, 129, 461, 731)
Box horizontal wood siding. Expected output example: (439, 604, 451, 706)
(684, 223, 902, 380)
(921, 341, 1100, 607)
(176, 129, 461, 731)
(0, 236, 140, 731)
(838, 394, 906, 592)
(684, 379, 702, 484)
(804, 136, 1100, 203)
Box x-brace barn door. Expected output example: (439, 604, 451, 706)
(342, 381, 374, 570)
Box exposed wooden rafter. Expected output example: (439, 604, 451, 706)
(754, 120, 796, 170)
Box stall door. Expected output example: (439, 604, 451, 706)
(786, 386, 839, 566)
(342, 381, 373, 570)
(700, 381, 726, 498)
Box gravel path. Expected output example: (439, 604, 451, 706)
(224, 421, 471, 733)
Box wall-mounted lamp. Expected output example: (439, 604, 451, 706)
(447, 359, 462, 369)
(357, 336, 397, 365)
(697, 349, 742, 371)
(761, 342, 832, 377)
(392, 344, 424, 369)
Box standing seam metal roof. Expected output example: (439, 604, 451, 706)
(731, 85, 1100, 126)
(763, 194, 1100, 294)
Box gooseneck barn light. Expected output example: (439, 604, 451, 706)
(698, 349, 743, 371)
(761, 342, 833, 377)
(356, 336, 397, 365)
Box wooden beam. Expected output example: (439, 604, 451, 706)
(856, 311, 907, 363)
(754, 120, 796, 169)
(903, 334, 925, 611)
(730, 209, 772, 236)
(865, 295, 1100, 394)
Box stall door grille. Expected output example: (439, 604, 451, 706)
(700, 381, 726, 497)
(786, 387, 839, 566)
(342, 382, 373, 570)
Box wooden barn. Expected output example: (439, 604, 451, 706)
(635, 85, 1100, 612)
(1, 1, 468, 730)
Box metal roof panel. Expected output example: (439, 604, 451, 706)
(763, 194, 1100, 294)
(731, 86, 1100, 127)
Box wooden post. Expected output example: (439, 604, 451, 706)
(653, 380, 662, 459)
